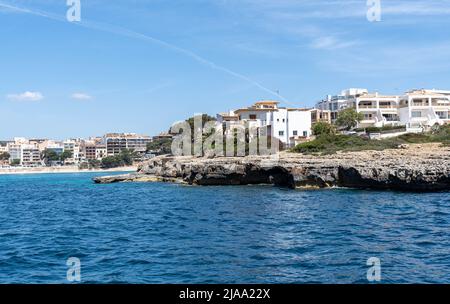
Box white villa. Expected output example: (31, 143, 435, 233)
(316, 88, 450, 128)
(217, 100, 312, 147)
(398, 89, 450, 127)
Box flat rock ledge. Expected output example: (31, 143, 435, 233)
(93, 143, 450, 191)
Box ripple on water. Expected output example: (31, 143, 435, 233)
(0, 174, 449, 283)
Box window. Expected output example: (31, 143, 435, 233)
(276, 119, 279, 122)
(303, 131, 308, 137)
(278, 131, 284, 136)
(436, 111, 447, 119)
(249, 114, 257, 120)
(411, 111, 422, 118)
(282, 119, 285, 123)
(293, 130, 298, 136)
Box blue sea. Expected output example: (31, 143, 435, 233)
(0, 172, 449, 284)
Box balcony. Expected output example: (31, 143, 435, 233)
(358, 105, 377, 109)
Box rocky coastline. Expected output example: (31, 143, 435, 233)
(94, 143, 450, 191)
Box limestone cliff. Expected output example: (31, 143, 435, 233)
(94, 143, 450, 191)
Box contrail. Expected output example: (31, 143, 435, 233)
(0, 1, 296, 105)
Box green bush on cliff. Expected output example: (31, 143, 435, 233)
(292, 124, 450, 155)
(291, 134, 399, 155)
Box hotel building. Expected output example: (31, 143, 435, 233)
(217, 100, 312, 147)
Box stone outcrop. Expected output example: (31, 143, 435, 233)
(94, 143, 450, 191)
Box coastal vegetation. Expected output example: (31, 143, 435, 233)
(10, 159, 20, 166)
(0, 152, 10, 161)
(355, 125, 406, 133)
(146, 138, 172, 155)
(42, 149, 73, 165)
(292, 124, 450, 155)
(146, 114, 217, 156)
(312, 121, 336, 136)
(335, 108, 364, 130)
(100, 149, 138, 168)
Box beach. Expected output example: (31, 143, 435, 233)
(0, 166, 137, 175)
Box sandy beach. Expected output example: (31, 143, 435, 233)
(0, 166, 137, 175)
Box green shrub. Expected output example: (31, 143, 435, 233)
(365, 125, 406, 133)
(312, 122, 336, 136)
(291, 124, 450, 155)
(291, 134, 398, 155)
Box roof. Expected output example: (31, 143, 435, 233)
(254, 100, 280, 105)
(405, 89, 449, 97)
(233, 108, 278, 113)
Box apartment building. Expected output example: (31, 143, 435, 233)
(316, 89, 368, 122)
(5, 138, 41, 166)
(310, 109, 332, 125)
(103, 133, 152, 156)
(350, 93, 400, 128)
(217, 100, 312, 147)
(21, 145, 41, 167)
(63, 139, 83, 163)
(7, 143, 22, 162)
(316, 88, 450, 128)
(398, 89, 450, 127)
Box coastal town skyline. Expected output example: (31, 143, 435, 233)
(2, 0, 450, 139)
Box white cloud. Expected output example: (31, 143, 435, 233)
(7, 91, 44, 101)
(71, 93, 93, 100)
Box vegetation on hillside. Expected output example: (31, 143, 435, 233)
(312, 122, 336, 136)
(292, 124, 450, 155)
(356, 125, 406, 133)
(101, 149, 138, 168)
(335, 108, 364, 130)
(148, 114, 217, 156)
(146, 138, 172, 155)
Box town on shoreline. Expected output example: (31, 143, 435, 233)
(1, 87, 449, 173)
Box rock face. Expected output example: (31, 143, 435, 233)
(93, 143, 450, 191)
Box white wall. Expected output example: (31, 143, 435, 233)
(287, 111, 312, 138)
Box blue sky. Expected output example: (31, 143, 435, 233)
(1, 0, 450, 139)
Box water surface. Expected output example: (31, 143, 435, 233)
(0, 173, 449, 283)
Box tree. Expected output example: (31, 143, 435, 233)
(312, 122, 336, 136)
(88, 159, 101, 169)
(10, 159, 20, 166)
(146, 138, 172, 155)
(100, 149, 138, 169)
(42, 149, 60, 164)
(0, 152, 10, 160)
(101, 156, 121, 169)
(60, 150, 73, 164)
(185, 114, 217, 134)
(336, 108, 364, 130)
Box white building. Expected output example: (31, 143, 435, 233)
(316, 88, 450, 128)
(350, 93, 400, 128)
(398, 89, 450, 127)
(63, 139, 83, 163)
(6, 139, 42, 166)
(217, 100, 312, 147)
(20, 144, 41, 167)
(316, 88, 368, 122)
(103, 133, 152, 156)
(7, 143, 22, 163)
